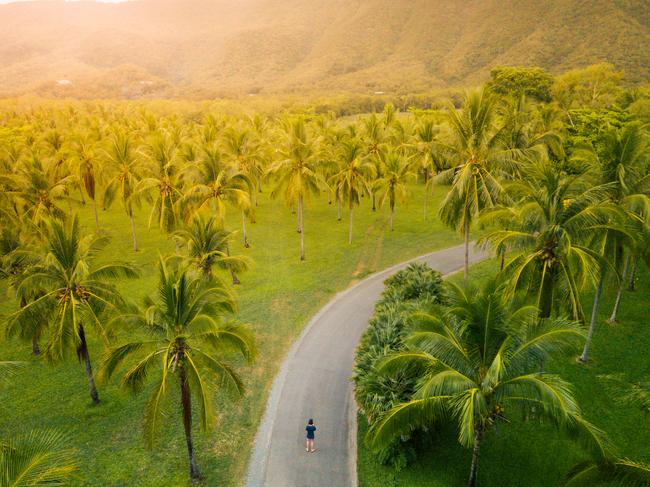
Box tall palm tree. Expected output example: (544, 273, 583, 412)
(174, 215, 250, 282)
(366, 278, 605, 487)
(0, 430, 79, 486)
(575, 121, 648, 360)
(480, 160, 615, 323)
(102, 130, 146, 251)
(4, 216, 138, 403)
(597, 122, 649, 323)
(137, 134, 184, 236)
(331, 138, 375, 244)
(362, 113, 387, 212)
(411, 117, 445, 220)
(101, 258, 255, 481)
(438, 89, 504, 278)
(267, 118, 323, 260)
(222, 126, 262, 246)
(373, 150, 416, 231)
(69, 133, 102, 231)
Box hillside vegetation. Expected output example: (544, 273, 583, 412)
(1, 0, 649, 98)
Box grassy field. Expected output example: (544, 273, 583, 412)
(0, 182, 466, 486)
(357, 259, 650, 487)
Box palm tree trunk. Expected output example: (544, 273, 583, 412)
(423, 187, 429, 221)
(371, 193, 376, 212)
(467, 428, 483, 487)
(129, 212, 139, 252)
(226, 244, 240, 285)
(337, 194, 342, 222)
(242, 210, 249, 248)
(78, 186, 86, 205)
(299, 195, 305, 261)
(499, 249, 505, 271)
(179, 365, 201, 480)
(389, 205, 394, 231)
(580, 276, 603, 363)
(463, 220, 470, 279)
(609, 255, 630, 323)
(348, 206, 354, 245)
(628, 256, 638, 291)
(32, 334, 41, 356)
(20, 297, 41, 355)
(538, 263, 555, 319)
(92, 198, 100, 232)
(77, 323, 100, 405)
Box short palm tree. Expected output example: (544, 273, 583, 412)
(101, 258, 255, 481)
(563, 458, 650, 486)
(438, 89, 504, 278)
(174, 215, 250, 283)
(182, 145, 251, 229)
(331, 138, 375, 244)
(4, 216, 138, 404)
(267, 118, 323, 260)
(0, 430, 79, 486)
(373, 150, 416, 231)
(12, 153, 72, 225)
(366, 278, 605, 487)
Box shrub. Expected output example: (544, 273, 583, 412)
(353, 263, 445, 466)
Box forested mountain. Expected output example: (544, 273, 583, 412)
(1, 0, 648, 98)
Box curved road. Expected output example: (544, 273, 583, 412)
(246, 244, 488, 487)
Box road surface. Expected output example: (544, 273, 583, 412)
(246, 244, 488, 487)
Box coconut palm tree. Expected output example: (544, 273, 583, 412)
(597, 122, 650, 323)
(102, 130, 147, 251)
(480, 159, 615, 323)
(0, 430, 79, 486)
(12, 152, 72, 225)
(173, 215, 250, 282)
(438, 89, 504, 278)
(100, 257, 255, 481)
(181, 145, 251, 229)
(366, 278, 605, 487)
(221, 128, 260, 247)
(267, 118, 323, 260)
(4, 216, 138, 404)
(137, 133, 185, 236)
(331, 138, 375, 244)
(563, 458, 650, 486)
(361, 113, 388, 212)
(373, 150, 416, 231)
(69, 133, 102, 231)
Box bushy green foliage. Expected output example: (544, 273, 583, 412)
(487, 66, 554, 102)
(353, 263, 446, 467)
(379, 262, 446, 309)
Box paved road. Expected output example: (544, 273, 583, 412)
(246, 244, 488, 487)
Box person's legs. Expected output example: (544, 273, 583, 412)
(308, 440, 315, 452)
(306, 439, 310, 452)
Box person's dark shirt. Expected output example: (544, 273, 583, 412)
(306, 425, 316, 439)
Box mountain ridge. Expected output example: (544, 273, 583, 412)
(0, 0, 648, 98)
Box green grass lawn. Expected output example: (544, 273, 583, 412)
(0, 182, 464, 486)
(357, 259, 650, 487)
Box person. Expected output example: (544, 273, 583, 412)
(305, 418, 316, 452)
